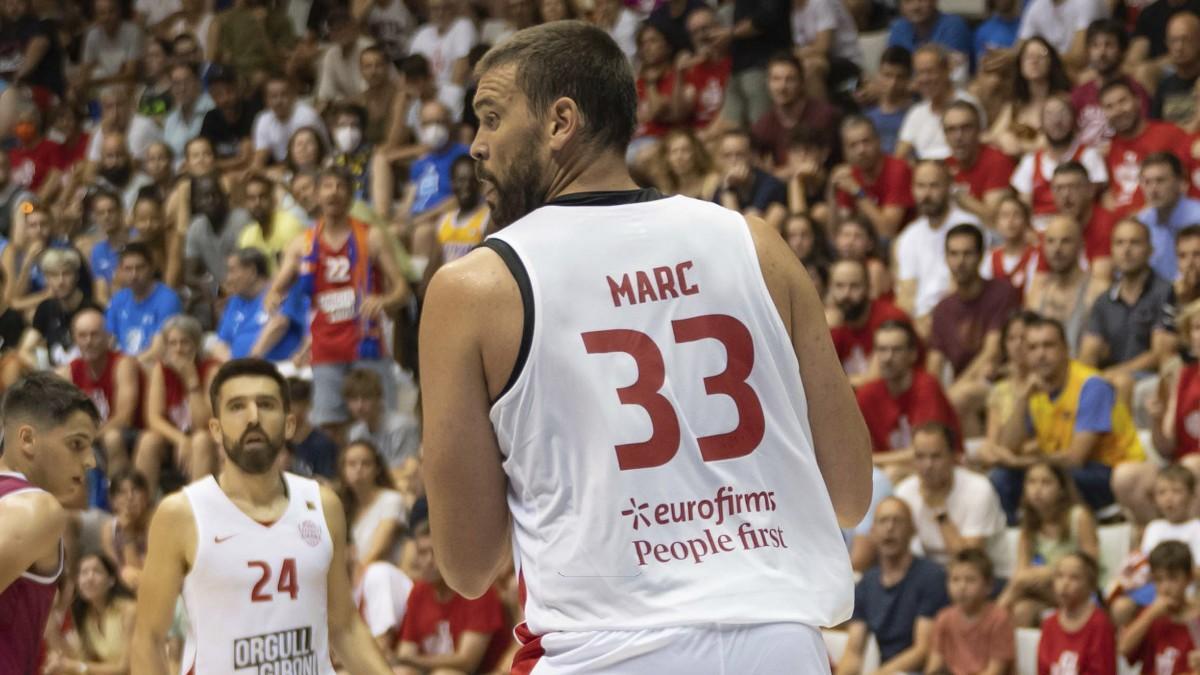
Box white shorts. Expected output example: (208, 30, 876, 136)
(513, 622, 830, 674)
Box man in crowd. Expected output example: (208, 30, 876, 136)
(355, 45, 402, 147)
(1049, 161, 1116, 278)
(942, 100, 1015, 222)
(886, 0, 972, 78)
(1011, 99, 1109, 230)
(828, 258, 916, 383)
(718, 0, 792, 130)
(865, 47, 915, 155)
(252, 76, 327, 168)
(214, 248, 307, 363)
(316, 9, 369, 109)
(1072, 19, 1151, 147)
(87, 84, 161, 165)
(199, 65, 258, 175)
(1151, 13, 1200, 125)
(402, 101, 469, 226)
(896, 45, 981, 161)
(345, 368, 420, 470)
(830, 115, 913, 238)
(105, 243, 181, 363)
(415, 155, 490, 284)
(1103, 79, 1190, 211)
(1154, 226, 1200, 363)
(751, 53, 841, 174)
(79, 0, 143, 91)
(680, 6, 732, 140)
(238, 173, 306, 266)
(1136, 152, 1200, 281)
(1024, 216, 1110, 353)
(714, 129, 788, 231)
(162, 62, 213, 161)
(88, 189, 131, 306)
(94, 132, 152, 213)
(185, 174, 252, 290)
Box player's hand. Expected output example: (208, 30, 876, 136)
(361, 294, 385, 319)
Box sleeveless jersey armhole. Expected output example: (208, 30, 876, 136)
(482, 238, 533, 404)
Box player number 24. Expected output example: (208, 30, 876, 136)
(582, 313, 765, 471)
(248, 559, 298, 602)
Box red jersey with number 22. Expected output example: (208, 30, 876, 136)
(299, 218, 384, 365)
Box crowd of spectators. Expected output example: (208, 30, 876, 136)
(17, 0, 1200, 672)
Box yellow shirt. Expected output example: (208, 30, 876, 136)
(237, 210, 306, 271)
(437, 205, 490, 263)
(1027, 360, 1144, 467)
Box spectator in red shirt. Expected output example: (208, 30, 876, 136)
(8, 107, 62, 193)
(679, 6, 731, 141)
(396, 522, 510, 675)
(943, 100, 1017, 223)
(1118, 541, 1198, 675)
(1051, 161, 1117, 281)
(856, 320, 961, 482)
(751, 53, 841, 176)
(1102, 78, 1191, 213)
(828, 258, 915, 384)
(1037, 552, 1117, 675)
(927, 549, 1016, 675)
(632, 22, 687, 169)
(1072, 19, 1152, 148)
(930, 224, 1020, 438)
(983, 195, 1041, 298)
(829, 115, 914, 238)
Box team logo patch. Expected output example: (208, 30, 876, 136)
(298, 520, 321, 547)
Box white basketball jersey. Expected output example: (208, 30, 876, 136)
(486, 192, 854, 635)
(181, 473, 336, 675)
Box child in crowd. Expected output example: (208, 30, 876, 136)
(1000, 462, 1100, 627)
(1118, 541, 1200, 674)
(1037, 552, 1117, 675)
(981, 195, 1040, 299)
(926, 548, 1015, 675)
(344, 367, 421, 480)
(284, 377, 339, 480)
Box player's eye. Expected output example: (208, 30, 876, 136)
(485, 113, 499, 129)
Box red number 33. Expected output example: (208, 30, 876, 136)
(582, 314, 765, 471)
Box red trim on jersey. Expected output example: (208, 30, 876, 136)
(510, 622, 546, 675)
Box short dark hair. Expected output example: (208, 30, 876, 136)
(118, 241, 153, 264)
(943, 100, 981, 126)
(475, 20, 636, 154)
(231, 247, 270, 279)
(331, 102, 368, 131)
(1086, 18, 1129, 52)
(1024, 314, 1068, 345)
(1052, 160, 1089, 180)
(318, 166, 355, 192)
(287, 377, 312, 403)
(950, 547, 994, 581)
(399, 53, 432, 81)
(1142, 151, 1184, 178)
(342, 368, 383, 400)
(108, 467, 149, 496)
(945, 223, 984, 255)
(840, 114, 878, 139)
(1149, 540, 1194, 576)
(879, 45, 912, 74)
(1178, 224, 1200, 247)
(3, 371, 100, 430)
(1158, 463, 1197, 494)
(875, 319, 918, 350)
(209, 359, 291, 415)
(89, 188, 121, 213)
(767, 51, 804, 77)
(243, 172, 273, 195)
(913, 420, 956, 452)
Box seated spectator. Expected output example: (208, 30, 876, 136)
(130, 195, 183, 289)
(1017, 0, 1104, 67)
(885, 0, 971, 81)
(981, 312, 1037, 467)
(237, 174, 305, 268)
(345, 368, 420, 470)
(998, 462, 1099, 624)
(680, 6, 731, 140)
(649, 128, 720, 199)
(2, 204, 54, 318)
(786, 212, 835, 286)
(0, 151, 31, 245)
(1103, 80, 1190, 212)
(330, 104, 375, 203)
(211, 0, 296, 80)
(46, 552, 135, 674)
(1074, 19, 1152, 148)
(982, 196, 1041, 297)
(994, 315, 1154, 523)
(161, 61, 213, 162)
(87, 84, 162, 165)
(165, 0, 215, 55)
(632, 22, 687, 165)
(285, 378, 338, 480)
(354, 559, 415, 654)
(894, 422, 1009, 567)
(986, 38, 1073, 157)
(1024, 216, 1109, 351)
(79, 0, 144, 91)
(402, 101, 469, 227)
(1136, 152, 1200, 282)
(213, 248, 307, 363)
(836, 497, 950, 675)
(184, 173, 252, 293)
(1048, 161, 1116, 279)
(792, 0, 863, 101)
(645, 0, 706, 53)
(407, 0, 479, 89)
(1118, 541, 1199, 672)
(316, 9, 369, 110)
(412, 155, 490, 284)
(19, 247, 97, 368)
(828, 259, 912, 383)
(100, 469, 151, 590)
(1151, 13, 1200, 126)
(972, 0, 1021, 67)
(1011, 96, 1109, 231)
(712, 129, 787, 231)
(831, 217, 893, 299)
(751, 53, 841, 176)
(252, 76, 327, 169)
(1152, 226, 1200, 365)
(864, 47, 915, 156)
(830, 115, 913, 239)
(929, 224, 1020, 437)
(893, 160, 982, 335)
(855, 320, 960, 481)
(198, 65, 258, 175)
(783, 127, 834, 216)
(927, 549, 1016, 675)
(8, 107, 66, 194)
(896, 45, 982, 161)
(943, 100, 1016, 223)
(140, 142, 176, 206)
(94, 131, 154, 213)
(395, 522, 510, 675)
(1129, 0, 1200, 65)
(1152, 300, 1200, 471)
(135, 314, 216, 496)
(1037, 553, 1116, 672)
(59, 309, 142, 478)
(364, 0, 415, 62)
(338, 440, 408, 580)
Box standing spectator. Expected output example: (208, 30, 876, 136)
(986, 37, 1073, 157)
(1024, 216, 1110, 351)
(1011, 96, 1109, 230)
(198, 65, 257, 174)
(237, 173, 305, 267)
(1151, 13, 1200, 125)
(679, 7, 735, 138)
(712, 129, 787, 230)
(184, 173, 252, 290)
(1017, 0, 1105, 68)
(79, 0, 144, 90)
(718, 0, 793, 130)
(896, 45, 982, 161)
(1136, 152, 1200, 281)
(161, 62, 213, 162)
(19, 247, 97, 368)
(105, 242, 181, 359)
(355, 46, 401, 147)
(1073, 19, 1152, 148)
(402, 101, 469, 225)
(252, 76, 327, 168)
(893, 160, 982, 334)
(408, 0, 478, 89)
(943, 100, 1016, 221)
(1103, 79, 1191, 212)
(828, 259, 914, 382)
(927, 549, 1016, 675)
(285, 378, 338, 480)
(751, 53, 841, 174)
(1037, 553, 1117, 674)
(337, 440, 407, 576)
(886, 0, 972, 80)
(836, 497, 950, 675)
(929, 224, 1020, 436)
(345, 368, 420, 469)
(316, 9, 369, 109)
(830, 115, 913, 238)
(1118, 541, 1199, 674)
(213, 248, 307, 362)
(855, 320, 961, 479)
(864, 47, 915, 155)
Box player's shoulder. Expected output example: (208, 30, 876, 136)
(151, 490, 197, 532)
(0, 488, 67, 535)
(427, 244, 519, 308)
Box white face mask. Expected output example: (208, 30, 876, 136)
(419, 123, 449, 149)
(334, 126, 362, 153)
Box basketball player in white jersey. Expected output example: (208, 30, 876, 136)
(419, 21, 874, 674)
(131, 359, 393, 674)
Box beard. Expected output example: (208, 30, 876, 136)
(838, 297, 869, 322)
(478, 137, 550, 230)
(917, 198, 947, 218)
(223, 425, 285, 474)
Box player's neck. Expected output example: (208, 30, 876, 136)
(545, 151, 639, 204)
(218, 465, 287, 509)
(0, 454, 25, 476)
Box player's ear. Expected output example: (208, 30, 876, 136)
(546, 96, 581, 152)
(207, 417, 222, 448)
(284, 411, 297, 443)
(17, 424, 36, 459)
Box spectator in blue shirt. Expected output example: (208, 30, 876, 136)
(213, 248, 307, 362)
(1137, 152, 1200, 281)
(404, 100, 469, 223)
(887, 0, 974, 78)
(973, 0, 1022, 65)
(105, 242, 182, 360)
(865, 46, 916, 155)
(87, 189, 129, 306)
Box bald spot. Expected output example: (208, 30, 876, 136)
(1045, 215, 1082, 240)
(830, 259, 868, 284)
(72, 308, 105, 334)
(913, 160, 949, 185)
(1169, 11, 1200, 36)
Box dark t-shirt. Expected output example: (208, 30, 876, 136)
(1152, 71, 1199, 125)
(33, 298, 100, 367)
(712, 168, 787, 212)
(648, 0, 709, 52)
(200, 102, 260, 160)
(732, 0, 793, 72)
(929, 279, 1020, 375)
(1086, 274, 1173, 368)
(751, 100, 842, 168)
(854, 557, 950, 662)
(0, 308, 25, 353)
(1135, 0, 1200, 59)
(0, 15, 65, 96)
(289, 427, 338, 480)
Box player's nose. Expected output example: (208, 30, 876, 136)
(82, 444, 97, 471)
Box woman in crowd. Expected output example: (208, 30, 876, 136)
(982, 195, 1040, 298)
(831, 216, 892, 299)
(981, 311, 1037, 466)
(168, 136, 218, 235)
(139, 141, 177, 205)
(281, 126, 328, 181)
(986, 37, 1072, 156)
(652, 128, 720, 198)
(338, 440, 408, 585)
(15, 246, 95, 370)
(1149, 298, 1200, 481)
(786, 212, 835, 286)
(47, 553, 136, 674)
(632, 22, 687, 169)
(131, 195, 184, 288)
(100, 469, 153, 591)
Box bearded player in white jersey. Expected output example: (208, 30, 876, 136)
(131, 359, 393, 674)
(420, 20, 873, 674)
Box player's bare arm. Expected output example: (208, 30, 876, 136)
(746, 215, 873, 527)
(419, 249, 518, 598)
(0, 490, 66, 593)
(320, 484, 394, 674)
(131, 492, 196, 675)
